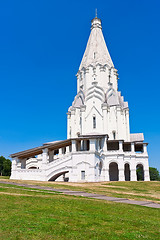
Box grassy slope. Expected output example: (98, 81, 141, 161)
(1, 179, 159, 203)
(0, 184, 160, 240)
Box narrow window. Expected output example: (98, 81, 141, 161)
(113, 131, 116, 140)
(94, 52, 96, 59)
(81, 171, 85, 180)
(93, 116, 96, 129)
(80, 117, 82, 131)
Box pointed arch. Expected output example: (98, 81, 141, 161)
(72, 90, 85, 108)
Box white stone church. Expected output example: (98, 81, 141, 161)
(10, 16, 150, 182)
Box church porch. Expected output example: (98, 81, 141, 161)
(10, 135, 150, 182)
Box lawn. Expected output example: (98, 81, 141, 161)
(0, 176, 10, 179)
(1, 178, 160, 203)
(0, 182, 160, 239)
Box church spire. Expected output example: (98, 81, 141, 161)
(95, 8, 97, 18)
(79, 15, 114, 70)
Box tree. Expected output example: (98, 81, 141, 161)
(136, 167, 144, 181)
(149, 167, 160, 181)
(0, 156, 11, 176)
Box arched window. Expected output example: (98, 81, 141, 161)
(93, 116, 96, 129)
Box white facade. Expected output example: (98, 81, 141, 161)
(10, 16, 150, 182)
(67, 17, 129, 141)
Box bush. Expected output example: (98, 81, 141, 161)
(149, 167, 160, 181)
(0, 156, 11, 176)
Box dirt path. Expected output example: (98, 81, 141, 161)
(0, 180, 160, 209)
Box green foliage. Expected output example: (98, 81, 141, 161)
(136, 167, 144, 181)
(0, 156, 11, 176)
(149, 167, 160, 181)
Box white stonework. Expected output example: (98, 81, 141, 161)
(10, 16, 150, 182)
(67, 17, 129, 141)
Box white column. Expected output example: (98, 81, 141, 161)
(67, 113, 71, 139)
(130, 169, 137, 181)
(17, 158, 21, 169)
(49, 150, 54, 162)
(102, 103, 108, 133)
(131, 142, 135, 152)
(144, 160, 150, 181)
(143, 144, 147, 153)
(81, 140, 84, 151)
(103, 136, 107, 152)
(11, 157, 18, 171)
(10, 157, 18, 179)
(59, 148, 63, 157)
(119, 140, 123, 152)
(71, 109, 76, 138)
(118, 149, 125, 181)
(66, 146, 70, 154)
(144, 169, 150, 181)
(119, 167, 125, 181)
(125, 109, 130, 141)
(72, 140, 76, 152)
(42, 148, 48, 165)
(116, 106, 121, 139)
(130, 161, 137, 181)
(80, 106, 86, 135)
(104, 167, 109, 181)
(90, 139, 96, 151)
(107, 108, 110, 138)
(130, 143, 136, 181)
(21, 159, 26, 169)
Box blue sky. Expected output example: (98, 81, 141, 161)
(0, 0, 160, 171)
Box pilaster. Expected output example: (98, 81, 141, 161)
(130, 161, 137, 181)
(125, 109, 130, 141)
(103, 136, 107, 152)
(80, 105, 86, 135)
(144, 169, 150, 181)
(90, 139, 96, 151)
(119, 168, 125, 181)
(71, 108, 76, 138)
(102, 103, 108, 133)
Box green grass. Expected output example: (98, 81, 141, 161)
(0, 178, 160, 203)
(0, 186, 59, 196)
(0, 183, 160, 239)
(0, 176, 10, 179)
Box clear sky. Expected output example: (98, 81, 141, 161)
(0, 0, 160, 171)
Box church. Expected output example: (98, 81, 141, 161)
(10, 16, 150, 182)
